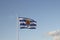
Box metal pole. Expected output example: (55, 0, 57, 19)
(16, 16, 19, 40)
(17, 28, 19, 40)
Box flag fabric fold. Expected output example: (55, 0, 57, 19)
(18, 17, 37, 29)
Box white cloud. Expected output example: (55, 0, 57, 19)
(48, 30, 60, 36)
(53, 36, 60, 40)
(47, 30, 60, 40)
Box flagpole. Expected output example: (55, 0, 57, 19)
(16, 16, 19, 40)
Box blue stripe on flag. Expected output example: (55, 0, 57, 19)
(19, 20, 26, 22)
(19, 20, 36, 23)
(30, 24, 36, 26)
(20, 23, 36, 26)
(20, 23, 26, 26)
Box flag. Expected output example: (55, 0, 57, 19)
(18, 17, 37, 29)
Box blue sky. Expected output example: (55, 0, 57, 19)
(0, 0, 60, 40)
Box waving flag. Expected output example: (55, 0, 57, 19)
(18, 17, 37, 29)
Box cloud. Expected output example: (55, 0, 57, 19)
(48, 30, 60, 36)
(53, 36, 60, 40)
(47, 30, 60, 40)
